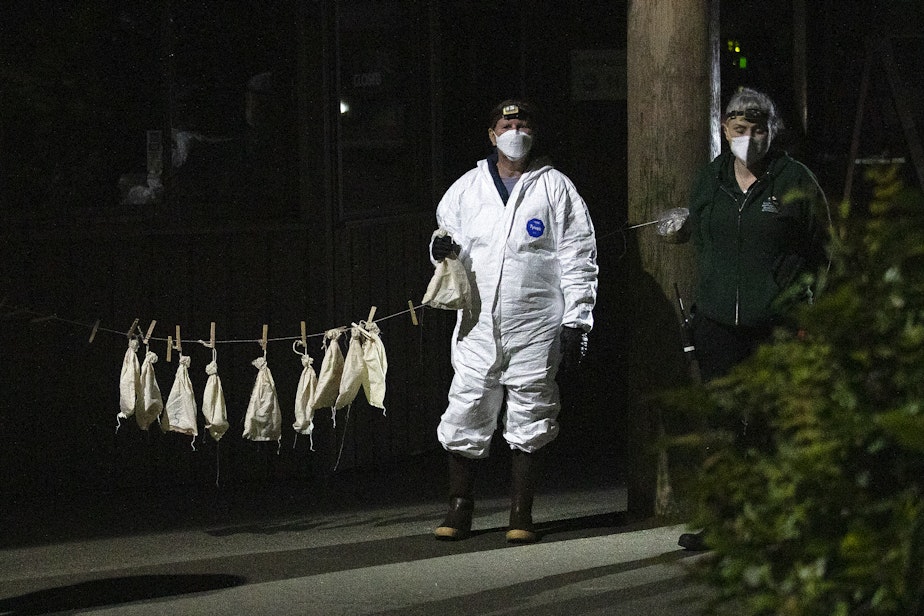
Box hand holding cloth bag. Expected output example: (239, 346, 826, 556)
(423, 228, 471, 310)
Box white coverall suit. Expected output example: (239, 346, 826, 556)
(434, 156, 598, 458)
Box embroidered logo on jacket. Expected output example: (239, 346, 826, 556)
(761, 196, 780, 214)
(526, 218, 545, 237)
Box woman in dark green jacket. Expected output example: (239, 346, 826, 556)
(688, 87, 830, 382)
(678, 88, 831, 551)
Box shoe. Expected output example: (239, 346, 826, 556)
(434, 496, 474, 540)
(678, 530, 708, 551)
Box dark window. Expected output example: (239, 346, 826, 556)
(161, 1, 299, 221)
(335, 0, 431, 219)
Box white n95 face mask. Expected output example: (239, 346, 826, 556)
(730, 135, 769, 166)
(495, 130, 533, 161)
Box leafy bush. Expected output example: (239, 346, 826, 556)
(666, 165, 924, 615)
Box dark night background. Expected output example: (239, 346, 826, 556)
(0, 0, 922, 525)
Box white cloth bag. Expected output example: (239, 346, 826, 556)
(162, 354, 198, 437)
(361, 322, 388, 411)
(293, 353, 318, 439)
(137, 350, 163, 430)
(201, 359, 229, 441)
(118, 338, 142, 426)
(311, 328, 345, 412)
(243, 356, 281, 442)
(334, 326, 365, 410)
(334, 322, 388, 413)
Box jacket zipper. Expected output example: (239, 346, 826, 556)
(719, 182, 757, 327)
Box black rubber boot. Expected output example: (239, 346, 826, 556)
(506, 449, 538, 544)
(678, 530, 709, 551)
(434, 452, 476, 540)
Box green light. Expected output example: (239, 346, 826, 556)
(739, 56, 747, 69)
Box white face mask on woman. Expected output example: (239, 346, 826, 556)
(495, 129, 533, 161)
(730, 135, 769, 166)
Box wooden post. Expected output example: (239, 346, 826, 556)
(626, 0, 715, 519)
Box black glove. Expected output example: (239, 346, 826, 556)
(431, 235, 459, 261)
(559, 326, 587, 374)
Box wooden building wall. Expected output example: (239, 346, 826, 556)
(0, 214, 455, 497)
(0, 0, 633, 499)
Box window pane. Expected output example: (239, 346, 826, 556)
(337, 0, 428, 218)
(167, 1, 298, 220)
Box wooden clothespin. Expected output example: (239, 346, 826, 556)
(143, 320, 157, 345)
(175, 325, 183, 354)
(407, 300, 418, 326)
(126, 318, 140, 339)
(300, 321, 307, 349)
(366, 306, 377, 326)
(208, 322, 216, 349)
(166, 335, 173, 362)
(261, 324, 268, 352)
(88, 319, 101, 344)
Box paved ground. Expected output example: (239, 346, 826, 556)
(0, 448, 709, 615)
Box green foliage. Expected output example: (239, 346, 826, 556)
(668, 165, 924, 615)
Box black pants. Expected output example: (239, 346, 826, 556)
(692, 313, 778, 441)
(692, 313, 775, 383)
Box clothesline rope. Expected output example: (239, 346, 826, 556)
(6, 288, 433, 476)
(2, 301, 428, 349)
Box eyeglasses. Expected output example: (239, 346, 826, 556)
(726, 108, 768, 123)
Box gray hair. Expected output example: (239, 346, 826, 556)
(724, 88, 783, 139)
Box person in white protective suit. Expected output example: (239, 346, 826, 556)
(430, 99, 598, 543)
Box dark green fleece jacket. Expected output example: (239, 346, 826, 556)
(689, 150, 830, 327)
